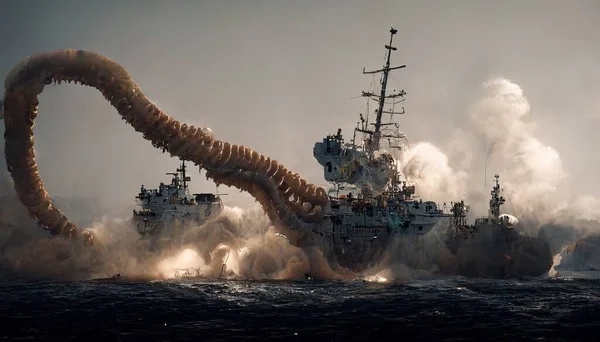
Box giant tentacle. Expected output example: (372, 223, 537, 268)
(2, 49, 328, 241)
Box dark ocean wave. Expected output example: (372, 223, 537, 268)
(1, 277, 599, 341)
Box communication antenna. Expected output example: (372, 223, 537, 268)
(359, 27, 407, 155)
(484, 141, 495, 187)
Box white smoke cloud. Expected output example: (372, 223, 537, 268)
(399, 142, 468, 203)
(469, 78, 568, 217)
(398, 77, 600, 225)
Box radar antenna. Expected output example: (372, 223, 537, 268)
(166, 159, 192, 190)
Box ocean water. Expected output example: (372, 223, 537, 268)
(1, 276, 599, 341)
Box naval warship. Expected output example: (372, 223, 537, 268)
(132, 159, 224, 243)
(309, 28, 454, 272)
(445, 174, 553, 278)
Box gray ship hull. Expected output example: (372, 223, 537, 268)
(281, 210, 445, 272)
(328, 228, 390, 272)
(447, 224, 553, 278)
(131, 160, 224, 249)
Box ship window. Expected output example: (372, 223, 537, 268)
(418, 226, 423, 231)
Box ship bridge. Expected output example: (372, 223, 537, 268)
(313, 128, 369, 184)
(132, 160, 224, 237)
(133, 160, 220, 211)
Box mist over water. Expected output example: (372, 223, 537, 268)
(2, 76, 600, 282)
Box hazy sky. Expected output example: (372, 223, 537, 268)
(1, 0, 599, 216)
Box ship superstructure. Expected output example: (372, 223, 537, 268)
(132, 159, 223, 239)
(311, 28, 453, 271)
(446, 174, 516, 251)
(445, 174, 553, 278)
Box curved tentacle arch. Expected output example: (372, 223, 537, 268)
(2, 49, 328, 243)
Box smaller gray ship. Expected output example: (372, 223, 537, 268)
(446, 174, 553, 278)
(132, 159, 224, 242)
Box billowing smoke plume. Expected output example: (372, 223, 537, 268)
(399, 142, 468, 204)
(399, 77, 597, 221)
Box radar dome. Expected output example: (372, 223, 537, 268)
(499, 214, 519, 225)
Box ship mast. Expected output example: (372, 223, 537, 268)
(167, 159, 192, 191)
(489, 174, 506, 221)
(361, 27, 406, 154)
(178, 159, 191, 190)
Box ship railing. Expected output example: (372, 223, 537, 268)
(133, 209, 158, 217)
